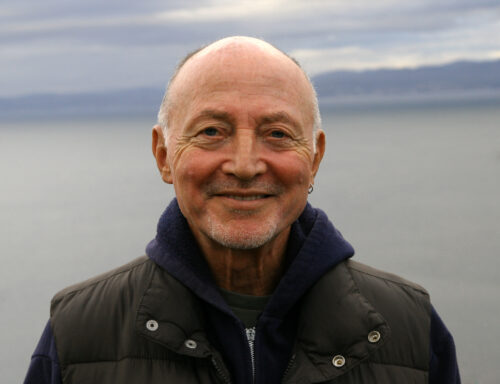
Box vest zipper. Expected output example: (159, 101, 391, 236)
(281, 353, 296, 383)
(245, 327, 256, 383)
(211, 356, 232, 384)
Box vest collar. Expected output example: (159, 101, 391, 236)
(136, 258, 390, 382)
(135, 262, 232, 380)
(135, 263, 215, 359)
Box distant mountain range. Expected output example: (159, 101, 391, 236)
(0, 88, 165, 119)
(2, 59, 499, 119)
(313, 59, 500, 106)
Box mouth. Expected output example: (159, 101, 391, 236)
(224, 194, 269, 201)
(205, 182, 282, 201)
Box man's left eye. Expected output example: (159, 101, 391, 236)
(203, 127, 219, 136)
(270, 130, 286, 138)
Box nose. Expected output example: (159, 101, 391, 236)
(221, 129, 266, 180)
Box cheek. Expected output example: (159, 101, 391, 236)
(171, 151, 218, 220)
(269, 152, 312, 187)
(172, 149, 220, 190)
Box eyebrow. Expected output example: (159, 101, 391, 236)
(257, 111, 300, 130)
(193, 110, 236, 126)
(190, 109, 300, 130)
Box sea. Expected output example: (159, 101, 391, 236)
(1, 100, 499, 383)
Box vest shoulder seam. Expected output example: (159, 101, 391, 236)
(368, 360, 429, 373)
(51, 255, 151, 304)
(63, 355, 182, 366)
(346, 260, 429, 296)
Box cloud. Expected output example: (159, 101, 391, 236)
(4, 0, 498, 40)
(292, 19, 500, 75)
(293, 45, 500, 76)
(1, 0, 499, 96)
(155, 0, 284, 22)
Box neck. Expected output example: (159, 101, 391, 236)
(193, 227, 290, 296)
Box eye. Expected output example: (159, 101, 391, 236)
(270, 130, 286, 138)
(202, 127, 219, 136)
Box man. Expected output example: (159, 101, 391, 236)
(24, 36, 460, 383)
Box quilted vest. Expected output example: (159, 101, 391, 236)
(50, 256, 430, 383)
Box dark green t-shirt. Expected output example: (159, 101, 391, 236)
(220, 289, 271, 328)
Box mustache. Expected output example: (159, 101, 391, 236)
(204, 180, 284, 195)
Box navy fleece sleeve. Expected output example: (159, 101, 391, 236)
(429, 306, 461, 384)
(24, 320, 62, 384)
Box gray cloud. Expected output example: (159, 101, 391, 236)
(1, 0, 499, 96)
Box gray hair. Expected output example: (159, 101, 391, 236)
(157, 46, 205, 137)
(157, 40, 322, 148)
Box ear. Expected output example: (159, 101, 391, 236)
(152, 125, 173, 184)
(310, 129, 326, 181)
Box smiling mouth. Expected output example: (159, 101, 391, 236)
(224, 195, 269, 201)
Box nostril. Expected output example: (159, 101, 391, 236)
(221, 156, 267, 179)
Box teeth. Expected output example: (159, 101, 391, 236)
(226, 195, 266, 201)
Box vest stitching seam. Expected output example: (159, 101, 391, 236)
(368, 361, 428, 372)
(63, 356, 191, 366)
(347, 263, 428, 296)
(55, 257, 150, 299)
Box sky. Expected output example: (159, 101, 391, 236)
(1, 0, 500, 97)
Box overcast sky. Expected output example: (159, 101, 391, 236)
(1, 0, 500, 97)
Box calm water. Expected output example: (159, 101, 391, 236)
(1, 102, 499, 383)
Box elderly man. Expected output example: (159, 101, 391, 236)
(25, 36, 460, 383)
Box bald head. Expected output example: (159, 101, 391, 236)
(157, 36, 321, 139)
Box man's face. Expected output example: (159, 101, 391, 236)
(155, 41, 324, 250)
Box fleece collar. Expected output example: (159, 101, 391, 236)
(146, 199, 355, 320)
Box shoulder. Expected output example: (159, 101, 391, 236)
(343, 259, 431, 320)
(300, 258, 432, 373)
(307, 258, 431, 321)
(345, 259, 429, 297)
(51, 255, 153, 311)
(49, 256, 163, 368)
(343, 259, 432, 356)
(345, 260, 432, 370)
(50, 255, 157, 334)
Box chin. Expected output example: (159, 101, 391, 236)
(206, 217, 281, 250)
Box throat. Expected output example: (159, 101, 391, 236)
(204, 233, 289, 295)
(221, 259, 284, 295)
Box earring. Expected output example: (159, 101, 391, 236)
(308, 184, 314, 194)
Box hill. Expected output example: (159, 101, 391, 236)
(313, 59, 500, 106)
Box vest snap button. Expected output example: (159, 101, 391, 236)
(332, 354, 345, 368)
(146, 319, 158, 331)
(368, 330, 381, 343)
(185, 339, 197, 349)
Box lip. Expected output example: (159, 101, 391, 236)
(212, 189, 275, 198)
(212, 192, 273, 209)
(221, 194, 269, 201)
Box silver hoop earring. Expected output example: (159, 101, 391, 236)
(308, 184, 314, 194)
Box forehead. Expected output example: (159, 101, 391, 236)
(168, 42, 314, 129)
